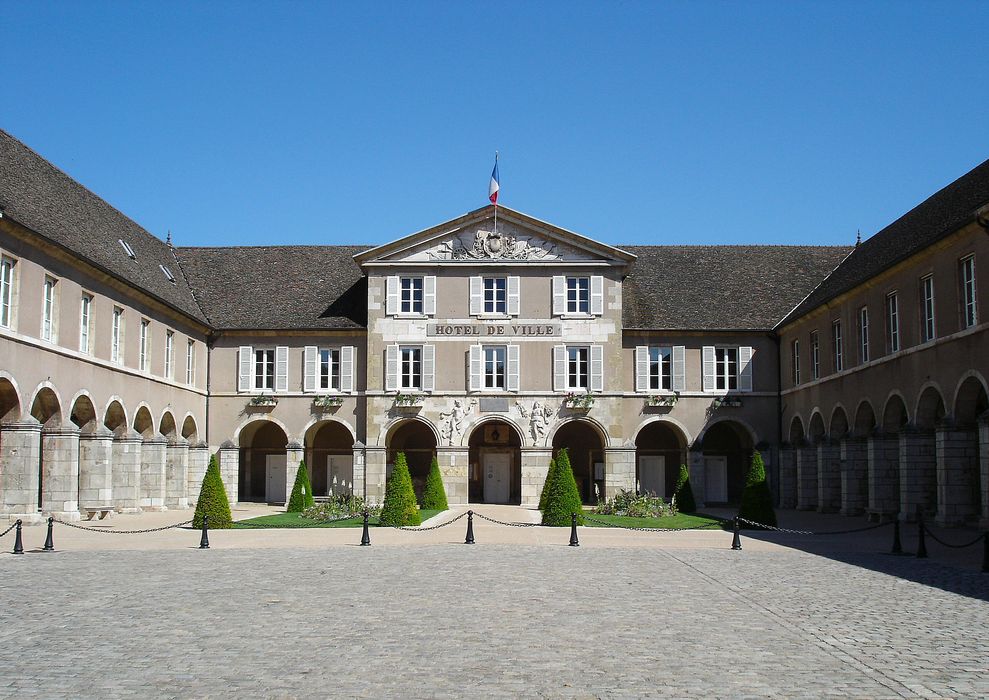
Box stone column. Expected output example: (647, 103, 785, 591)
(688, 450, 706, 509)
(351, 441, 366, 501)
(112, 428, 143, 513)
(604, 447, 636, 500)
(186, 442, 210, 504)
(78, 423, 114, 510)
(0, 417, 43, 523)
(217, 440, 240, 506)
(778, 446, 797, 509)
(898, 427, 937, 521)
(165, 436, 190, 509)
(796, 446, 818, 510)
(839, 437, 868, 516)
(521, 448, 552, 507)
(436, 446, 469, 505)
(816, 440, 841, 513)
(935, 425, 979, 526)
(980, 415, 989, 529)
(41, 420, 81, 521)
(364, 446, 387, 505)
(867, 434, 900, 520)
(285, 441, 305, 504)
(140, 433, 168, 511)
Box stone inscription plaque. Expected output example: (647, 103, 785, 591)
(427, 322, 561, 338)
(479, 397, 510, 412)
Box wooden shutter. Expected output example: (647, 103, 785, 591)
(702, 346, 716, 392)
(303, 346, 318, 392)
(385, 344, 399, 392)
(423, 276, 436, 316)
(238, 346, 253, 393)
(552, 276, 565, 315)
(590, 275, 604, 315)
(340, 345, 355, 393)
(738, 346, 753, 392)
(672, 345, 686, 392)
(469, 276, 483, 315)
(590, 345, 604, 392)
(385, 276, 399, 315)
(275, 346, 289, 392)
(421, 344, 435, 391)
(507, 344, 520, 392)
(507, 276, 520, 316)
(635, 346, 648, 392)
(553, 345, 567, 391)
(469, 345, 482, 392)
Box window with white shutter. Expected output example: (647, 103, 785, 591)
(275, 346, 289, 392)
(340, 346, 355, 393)
(469, 277, 483, 316)
(635, 346, 648, 392)
(468, 344, 483, 391)
(672, 345, 686, 392)
(238, 345, 253, 392)
(422, 276, 436, 316)
(737, 346, 753, 393)
(702, 346, 716, 392)
(589, 345, 603, 392)
(386, 275, 399, 315)
(552, 276, 566, 316)
(421, 344, 435, 391)
(507, 276, 520, 316)
(304, 346, 318, 392)
(553, 344, 567, 391)
(590, 275, 604, 315)
(506, 344, 520, 392)
(385, 344, 399, 391)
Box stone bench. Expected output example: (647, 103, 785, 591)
(82, 506, 115, 520)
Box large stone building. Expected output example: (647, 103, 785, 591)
(1, 129, 986, 526)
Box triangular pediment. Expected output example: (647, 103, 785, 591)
(354, 206, 636, 267)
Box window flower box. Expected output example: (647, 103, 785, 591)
(393, 393, 424, 410)
(563, 392, 595, 411)
(646, 393, 679, 408)
(313, 395, 344, 410)
(248, 395, 278, 408)
(712, 396, 743, 409)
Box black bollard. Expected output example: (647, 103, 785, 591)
(891, 519, 903, 555)
(360, 510, 371, 546)
(43, 516, 54, 552)
(199, 514, 210, 549)
(982, 533, 988, 574)
(465, 510, 475, 544)
(569, 512, 580, 547)
(731, 516, 742, 551)
(13, 519, 24, 554)
(916, 512, 928, 559)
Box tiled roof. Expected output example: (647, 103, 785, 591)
(174, 245, 369, 330)
(779, 157, 989, 327)
(0, 129, 208, 324)
(621, 245, 852, 330)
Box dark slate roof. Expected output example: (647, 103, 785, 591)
(780, 158, 989, 327)
(175, 246, 369, 330)
(622, 245, 852, 330)
(0, 130, 207, 324)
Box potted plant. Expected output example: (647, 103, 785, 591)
(646, 392, 679, 408)
(313, 395, 344, 410)
(393, 393, 424, 410)
(563, 391, 595, 411)
(248, 394, 278, 408)
(712, 396, 742, 409)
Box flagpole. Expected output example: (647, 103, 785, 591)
(493, 151, 498, 235)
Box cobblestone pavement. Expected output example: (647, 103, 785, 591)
(2, 545, 987, 698)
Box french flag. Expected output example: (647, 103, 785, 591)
(488, 155, 500, 204)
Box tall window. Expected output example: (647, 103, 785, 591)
(714, 347, 738, 390)
(649, 346, 672, 391)
(164, 330, 174, 379)
(399, 346, 422, 389)
(79, 294, 93, 353)
(139, 319, 150, 372)
(791, 339, 800, 385)
(254, 348, 275, 390)
(320, 348, 341, 390)
(186, 340, 195, 385)
(886, 292, 899, 352)
(483, 277, 507, 314)
(810, 331, 820, 380)
(567, 346, 589, 389)
(42, 277, 57, 342)
(921, 275, 936, 342)
(0, 256, 14, 328)
(858, 306, 869, 363)
(111, 307, 123, 364)
(832, 320, 843, 372)
(400, 276, 423, 314)
(960, 255, 977, 329)
(566, 277, 590, 314)
(483, 346, 507, 389)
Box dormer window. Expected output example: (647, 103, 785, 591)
(159, 264, 176, 283)
(118, 239, 136, 259)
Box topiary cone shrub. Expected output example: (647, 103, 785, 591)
(738, 450, 777, 527)
(193, 454, 232, 529)
(287, 460, 315, 512)
(538, 456, 558, 512)
(673, 463, 697, 513)
(420, 455, 448, 511)
(380, 452, 421, 526)
(542, 448, 584, 526)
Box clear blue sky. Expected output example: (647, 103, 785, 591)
(4, 1, 988, 248)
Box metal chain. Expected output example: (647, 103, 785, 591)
(471, 512, 540, 528)
(583, 514, 726, 532)
(385, 512, 468, 531)
(0, 522, 17, 538)
(923, 528, 986, 549)
(54, 519, 193, 534)
(736, 517, 892, 536)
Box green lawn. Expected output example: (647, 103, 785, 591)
(580, 511, 727, 530)
(232, 509, 444, 529)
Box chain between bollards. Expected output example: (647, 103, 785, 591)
(43, 517, 54, 551)
(916, 510, 928, 559)
(465, 510, 475, 544)
(731, 516, 742, 550)
(13, 520, 24, 554)
(360, 510, 371, 546)
(199, 514, 210, 549)
(569, 512, 580, 547)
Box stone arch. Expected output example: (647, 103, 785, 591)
(299, 415, 358, 444)
(552, 418, 606, 505)
(28, 382, 63, 426)
(700, 419, 755, 504)
(180, 414, 199, 443)
(0, 371, 22, 423)
(853, 400, 877, 437)
(808, 411, 827, 444)
(629, 415, 694, 449)
(634, 417, 690, 498)
(386, 418, 438, 501)
(467, 417, 524, 504)
(953, 372, 989, 426)
(881, 393, 909, 434)
(133, 404, 155, 438)
(829, 405, 850, 440)
(544, 415, 611, 449)
(788, 415, 805, 445)
(103, 399, 128, 433)
(378, 414, 442, 448)
(915, 385, 946, 431)
(458, 413, 527, 448)
(68, 392, 98, 430)
(158, 410, 177, 439)
(238, 419, 289, 503)
(304, 419, 357, 497)
(696, 416, 758, 448)
(232, 414, 292, 445)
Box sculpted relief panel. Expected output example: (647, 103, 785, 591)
(402, 222, 596, 262)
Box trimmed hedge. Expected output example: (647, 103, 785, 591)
(538, 456, 558, 512)
(420, 455, 448, 511)
(380, 452, 421, 526)
(287, 460, 315, 512)
(738, 450, 777, 527)
(673, 463, 697, 513)
(542, 448, 584, 526)
(193, 454, 232, 529)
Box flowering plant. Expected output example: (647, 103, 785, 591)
(248, 395, 278, 407)
(394, 393, 424, 406)
(563, 392, 595, 410)
(313, 395, 344, 409)
(646, 393, 679, 407)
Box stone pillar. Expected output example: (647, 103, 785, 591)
(0, 417, 43, 523)
(935, 425, 979, 526)
(688, 450, 706, 509)
(165, 436, 190, 509)
(78, 423, 114, 510)
(435, 447, 468, 505)
(816, 441, 841, 513)
(186, 442, 210, 505)
(898, 428, 937, 522)
(112, 428, 143, 513)
(867, 434, 900, 520)
(351, 441, 366, 501)
(140, 433, 168, 511)
(778, 446, 797, 509)
(217, 440, 240, 506)
(839, 437, 868, 516)
(521, 448, 552, 507)
(364, 446, 387, 504)
(604, 447, 636, 500)
(41, 420, 81, 521)
(285, 441, 304, 504)
(980, 415, 989, 529)
(796, 446, 818, 510)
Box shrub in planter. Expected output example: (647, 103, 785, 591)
(420, 455, 448, 511)
(542, 448, 584, 526)
(193, 455, 232, 529)
(594, 489, 677, 518)
(303, 494, 380, 521)
(379, 452, 421, 526)
(287, 460, 315, 512)
(538, 456, 558, 512)
(673, 463, 697, 513)
(738, 450, 777, 527)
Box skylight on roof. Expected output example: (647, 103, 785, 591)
(118, 239, 136, 259)
(159, 264, 176, 283)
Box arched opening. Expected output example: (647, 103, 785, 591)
(634, 421, 687, 499)
(808, 413, 826, 444)
(181, 415, 199, 444)
(552, 420, 605, 505)
(788, 416, 805, 445)
(947, 377, 988, 523)
(69, 395, 97, 431)
(954, 377, 988, 427)
(103, 400, 127, 434)
(30, 387, 62, 511)
(238, 420, 288, 503)
(387, 420, 437, 502)
(701, 421, 753, 505)
(133, 406, 155, 438)
(881, 395, 908, 434)
(0, 377, 20, 423)
(915, 388, 946, 431)
(305, 421, 355, 497)
(468, 420, 523, 504)
(853, 401, 876, 438)
(830, 407, 849, 441)
(158, 411, 177, 440)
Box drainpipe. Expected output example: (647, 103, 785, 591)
(205, 331, 217, 447)
(773, 331, 783, 506)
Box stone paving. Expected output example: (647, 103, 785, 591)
(2, 535, 987, 698)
